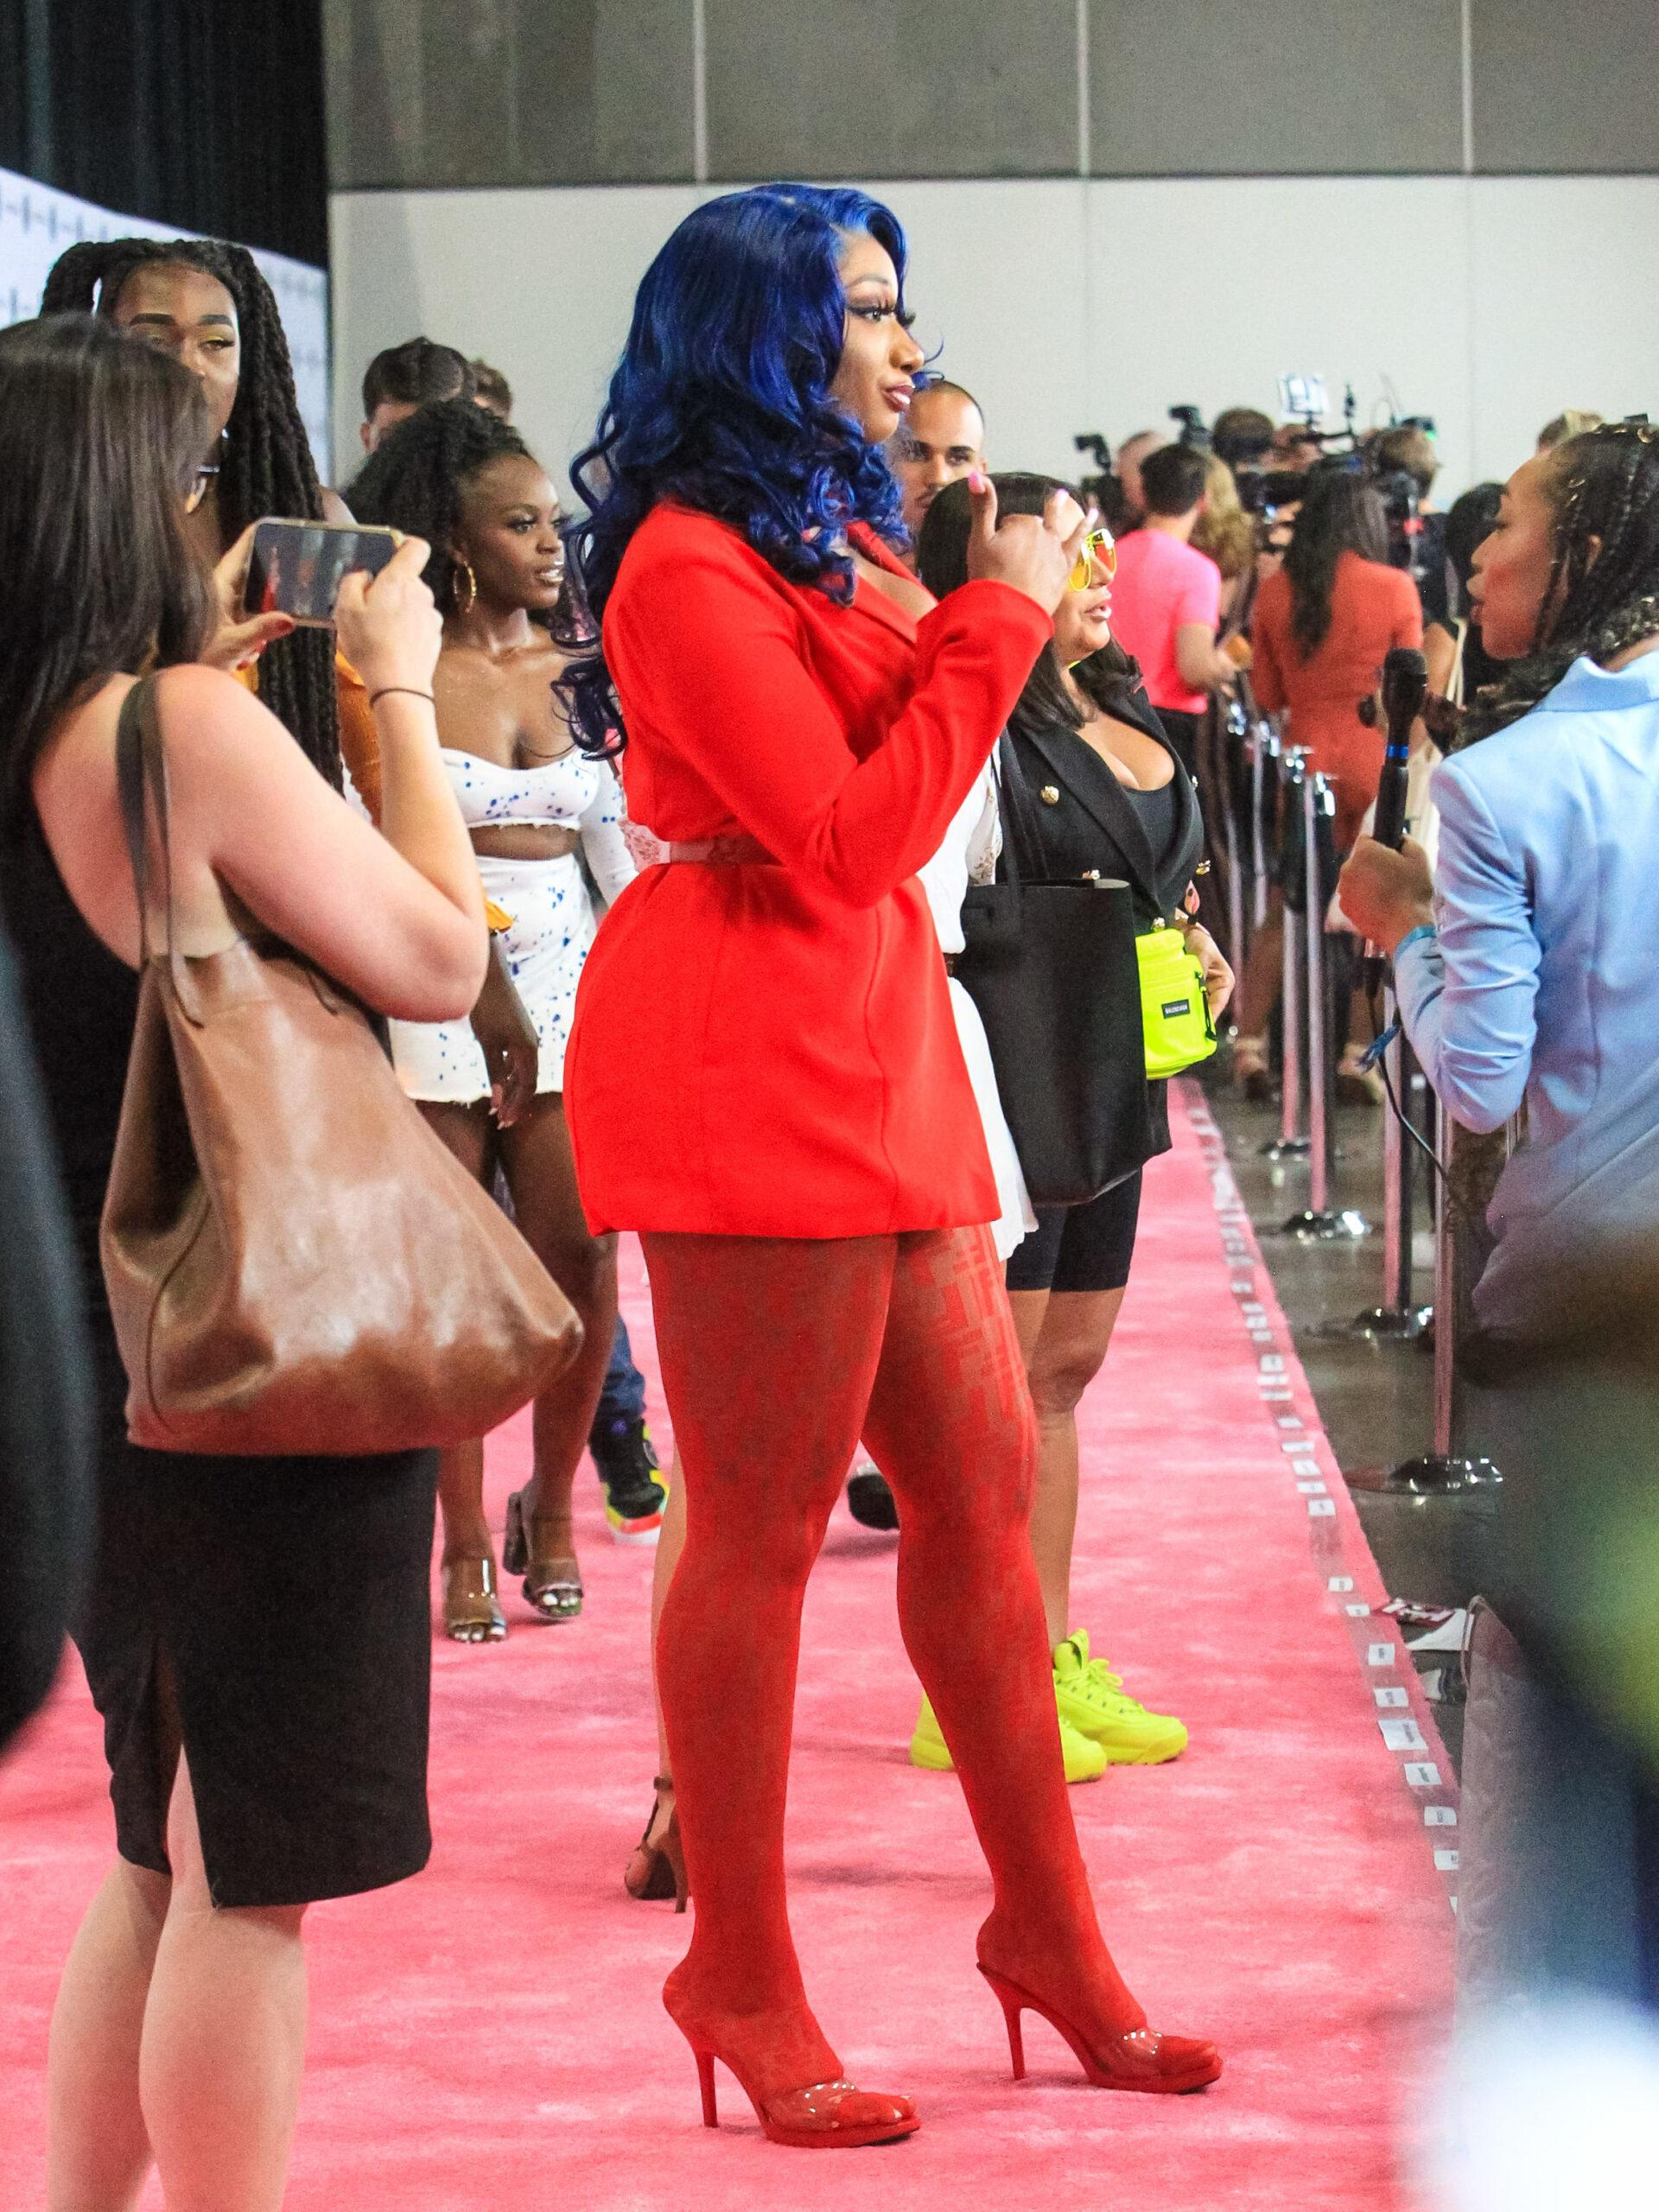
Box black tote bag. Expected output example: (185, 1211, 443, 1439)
(955, 736, 1155, 1207)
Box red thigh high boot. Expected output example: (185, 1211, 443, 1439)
(641, 1230, 921, 2148)
(861, 1225, 1221, 2093)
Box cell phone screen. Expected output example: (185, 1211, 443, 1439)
(245, 519, 400, 627)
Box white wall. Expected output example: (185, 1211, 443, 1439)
(331, 175, 1659, 505)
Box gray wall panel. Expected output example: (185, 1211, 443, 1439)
(704, 0, 1078, 182)
(326, 0, 693, 189)
(1089, 0, 1464, 175)
(1472, 0, 1659, 173)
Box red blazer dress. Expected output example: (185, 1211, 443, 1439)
(563, 505, 1050, 1237)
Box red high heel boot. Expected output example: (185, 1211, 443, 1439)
(979, 1967, 1222, 2094)
(861, 1226, 1224, 2096)
(643, 1231, 928, 2152)
(682, 2036, 919, 2149)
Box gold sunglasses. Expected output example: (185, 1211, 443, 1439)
(1069, 525, 1116, 591)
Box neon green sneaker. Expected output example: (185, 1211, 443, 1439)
(1052, 1632, 1188, 1764)
(908, 1693, 1107, 1784)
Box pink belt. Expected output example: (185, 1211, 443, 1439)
(667, 834, 779, 866)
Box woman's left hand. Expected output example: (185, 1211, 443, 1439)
(1182, 921, 1235, 1021)
(469, 938, 540, 1128)
(1338, 835, 1435, 951)
(199, 523, 298, 673)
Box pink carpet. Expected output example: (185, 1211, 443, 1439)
(0, 1089, 1452, 2207)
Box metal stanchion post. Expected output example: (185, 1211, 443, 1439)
(1351, 1001, 1432, 1338)
(1250, 716, 1276, 933)
(1373, 1103, 1506, 1493)
(1223, 699, 1248, 982)
(1282, 770, 1368, 1240)
(1262, 745, 1309, 1163)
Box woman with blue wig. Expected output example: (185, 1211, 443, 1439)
(561, 183, 1221, 2149)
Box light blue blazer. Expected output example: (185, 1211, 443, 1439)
(1395, 648, 1659, 1333)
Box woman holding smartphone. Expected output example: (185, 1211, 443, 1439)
(562, 184, 1219, 2152)
(0, 314, 484, 2212)
(350, 400, 635, 1639)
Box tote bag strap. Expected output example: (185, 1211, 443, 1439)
(993, 732, 1053, 891)
(115, 678, 205, 1022)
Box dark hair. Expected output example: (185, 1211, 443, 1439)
(362, 336, 476, 418)
(917, 472, 1135, 744)
(1374, 424, 1438, 499)
(0, 316, 213, 832)
(560, 183, 911, 757)
(470, 359, 513, 417)
(1281, 468, 1389, 658)
(1443, 481, 1503, 609)
(1459, 424, 1659, 747)
(1211, 406, 1274, 467)
(347, 398, 582, 639)
(914, 375, 982, 418)
(1139, 443, 1209, 518)
(41, 235, 340, 786)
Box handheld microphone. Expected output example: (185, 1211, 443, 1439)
(1363, 646, 1428, 993)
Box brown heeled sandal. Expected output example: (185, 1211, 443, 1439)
(625, 1775, 687, 1910)
(502, 1490, 583, 1620)
(442, 1552, 507, 1644)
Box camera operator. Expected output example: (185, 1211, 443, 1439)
(1112, 428, 1169, 530)
(1373, 422, 1449, 624)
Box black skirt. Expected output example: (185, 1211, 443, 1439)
(78, 1320, 438, 1909)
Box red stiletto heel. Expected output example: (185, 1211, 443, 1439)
(978, 1966, 1222, 2095)
(677, 2032, 919, 2149)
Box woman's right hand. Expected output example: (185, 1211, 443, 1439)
(334, 535, 442, 700)
(964, 474, 1090, 617)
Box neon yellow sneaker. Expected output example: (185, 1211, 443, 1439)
(908, 1693, 1107, 1784)
(1052, 1632, 1188, 1764)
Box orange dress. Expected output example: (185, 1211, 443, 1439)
(563, 505, 1050, 1237)
(1252, 550, 1423, 849)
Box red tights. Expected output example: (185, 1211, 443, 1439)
(643, 1224, 1146, 2099)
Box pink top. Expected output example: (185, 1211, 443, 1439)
(1109, 529, 1223, 715)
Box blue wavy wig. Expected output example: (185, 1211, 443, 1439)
(560, 183, 911, 755)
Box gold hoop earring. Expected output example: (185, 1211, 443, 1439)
(454, 562, 478, 615)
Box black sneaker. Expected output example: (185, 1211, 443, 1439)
(593, 1418, 669, 1545)
(846, 1465, 899, 1532)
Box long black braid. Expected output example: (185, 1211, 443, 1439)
(346, 399, 588, 645)
(1458, 423, 1659, 749)
(40, 237, 341, 786)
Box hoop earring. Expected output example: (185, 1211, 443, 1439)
(454, 562, 478, 615)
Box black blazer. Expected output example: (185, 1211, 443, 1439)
(1000, 688, 1205, 927)
(998, 687, 1205, 1166)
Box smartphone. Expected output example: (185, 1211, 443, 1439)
(245, 519, 401, 628)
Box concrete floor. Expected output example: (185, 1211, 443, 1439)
(1204, 1069, 1494, 1765)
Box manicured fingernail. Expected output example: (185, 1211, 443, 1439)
(968, 470, 987, 493)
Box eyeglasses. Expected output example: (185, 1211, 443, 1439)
(1069, 525, 1116, 591)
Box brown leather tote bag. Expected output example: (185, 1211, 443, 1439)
(99, 678, 582, 1457)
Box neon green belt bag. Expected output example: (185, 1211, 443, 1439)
(1135, 921, 1217, 1079)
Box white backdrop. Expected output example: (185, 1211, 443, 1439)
(331, 174, 1659, 506)
(1, 165, 333, 480)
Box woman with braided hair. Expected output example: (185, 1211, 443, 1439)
(350, 399, 633, 1640)
(1342, 420, 1659, 2012)
(1342, 421, 1659, 1339)
(41, 236, 346, 785)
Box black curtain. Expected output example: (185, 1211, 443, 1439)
(0, 0, 327, 266)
